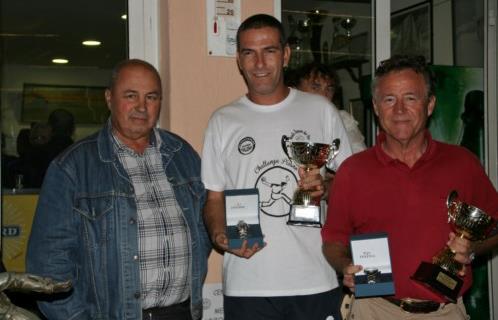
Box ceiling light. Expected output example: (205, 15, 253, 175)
(82, 40, 101, 46)
(52, 58, 68, 64)
(121, 14, 127, 20)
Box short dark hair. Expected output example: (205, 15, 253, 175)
(108, 59, 162, 94)
(372, 55, 435, 99)
(236, 14, 286, 50)
(295, 62, 339, 88)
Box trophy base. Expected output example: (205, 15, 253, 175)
(287, 205, 322, 227)
(411, 261, 462, 303)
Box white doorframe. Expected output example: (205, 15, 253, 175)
(486, 0, 498, 318)
(128, 0, 161, 128)
(374, 0, 390, 68)
(128, 0, 160, 69)
(274, 0, 281, 20)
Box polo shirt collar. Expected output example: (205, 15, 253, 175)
(374, 129, 437, 168)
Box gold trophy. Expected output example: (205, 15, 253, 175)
(281, 135, 340, 227)
(412, 190, 496, 302)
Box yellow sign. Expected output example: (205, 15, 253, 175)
(2, 194, 38, 272)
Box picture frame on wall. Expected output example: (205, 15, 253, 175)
(451, 0, 484, 67)
(391, 1, 432, 63)
(21, 84, 109, 124)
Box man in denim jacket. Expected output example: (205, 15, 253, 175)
(27, 59, 211, 320)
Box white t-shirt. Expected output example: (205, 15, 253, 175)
(339, 110, 367, 154)
(202, 88, 353, 296)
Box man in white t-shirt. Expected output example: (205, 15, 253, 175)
(202, 14, 353, 320)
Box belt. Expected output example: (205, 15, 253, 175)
(142, 299, 191, 320)
(383, 297, 449, 314)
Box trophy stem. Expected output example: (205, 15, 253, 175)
(303, 166, 316, 173)
(432, 247, 463, 275)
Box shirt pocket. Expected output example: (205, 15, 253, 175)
(74, 193, 115, 249)
(171, 178, 205, 226)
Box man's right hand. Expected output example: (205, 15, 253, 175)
(204, 190, 264, 259)
(342, 264, 362, 291)
(212, 231, 263, 259)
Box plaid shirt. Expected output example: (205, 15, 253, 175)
(113, 129, 191, 309)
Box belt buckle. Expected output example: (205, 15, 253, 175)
(399, 298, 414, 313)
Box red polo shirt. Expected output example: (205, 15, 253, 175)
(322, 131, 498, 302)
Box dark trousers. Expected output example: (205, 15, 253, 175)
(224, 288, 343, 320)
(142, 299, 192, 320)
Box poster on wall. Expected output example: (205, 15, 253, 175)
(429, 66, 483, 159)
(22, 84, 109, 124)
(391, 2, 432, 63)
(206, 0, 241, 57)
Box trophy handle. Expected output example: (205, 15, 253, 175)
(325, 138, 341, 171)
(446, 190, 458, 209)
(281, 135, 291, 160)
(446, 190, 460, 223)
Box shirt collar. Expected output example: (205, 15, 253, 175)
(108, 120, 162, 156)
(374, 129, 437, 167)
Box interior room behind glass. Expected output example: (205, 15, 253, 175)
(281, 0, 373, 145)
(1, 0, 127, 190)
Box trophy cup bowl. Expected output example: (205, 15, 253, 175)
(412, 190, 496, 302)
(281, 135, 340, 227)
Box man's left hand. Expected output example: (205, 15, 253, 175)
(447, 232, 474, 276)
(298, 167, 324, 199)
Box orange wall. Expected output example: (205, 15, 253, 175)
(159, 0, 274, 151)
(159, 1, 275, 283)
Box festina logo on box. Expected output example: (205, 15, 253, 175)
(360, 251, 376, 259)
(231, 202, 245, 210)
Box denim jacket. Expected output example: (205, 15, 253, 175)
(27, 122, 211, 320)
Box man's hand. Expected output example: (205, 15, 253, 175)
(204, 190, 265, 259)
(323, 171, 335, 200)
(212, 232, 263, 259)
(298, 167, 324, 199)
(447, 232, 474, 276)
(342, 264, 362, 291)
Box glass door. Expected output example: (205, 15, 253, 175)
(0, 0, 128, 316)
(281, 0, 374, 146)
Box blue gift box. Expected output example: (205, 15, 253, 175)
(350, 232, 395, 298)
(224, 188, 264, 249)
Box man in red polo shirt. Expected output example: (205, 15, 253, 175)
(322, 55, 498, 319)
